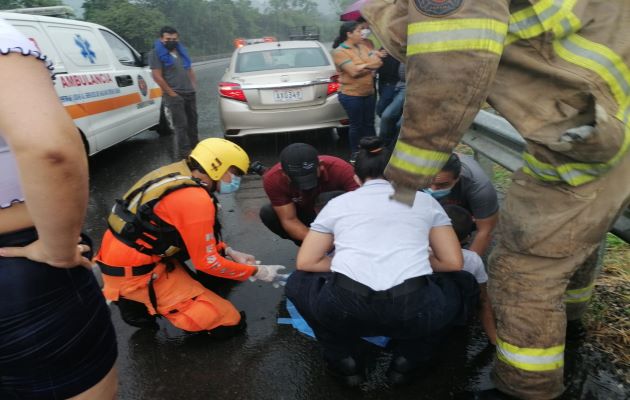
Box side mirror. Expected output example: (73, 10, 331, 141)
(137, 51, 149, 67)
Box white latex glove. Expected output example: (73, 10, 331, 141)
(250, 265, 286, 283)
(226, 247, 256, 265)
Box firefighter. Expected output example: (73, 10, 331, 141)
(95, 138, 284, 336)
(361, 1, 630, 399)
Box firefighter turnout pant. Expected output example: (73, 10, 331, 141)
(361, 0, 630, 398)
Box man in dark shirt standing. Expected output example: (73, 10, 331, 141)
(149, 26, 198, 158)
(260, 143, 359, 245)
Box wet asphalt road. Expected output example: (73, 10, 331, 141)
(85, 60, 627, 399)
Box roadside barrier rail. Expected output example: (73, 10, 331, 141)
(462, 110, 629, 244)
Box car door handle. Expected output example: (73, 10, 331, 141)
(116, 75, 133, 87)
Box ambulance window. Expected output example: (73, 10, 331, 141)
(100, 30, 137, 67)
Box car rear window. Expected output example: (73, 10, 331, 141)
(236, 48, 329, 73)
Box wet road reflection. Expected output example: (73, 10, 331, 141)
(84, 60, 627, 400)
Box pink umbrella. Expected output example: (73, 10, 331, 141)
(340, 0, 370, 21)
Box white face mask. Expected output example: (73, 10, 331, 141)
(360, 28, 371, 39)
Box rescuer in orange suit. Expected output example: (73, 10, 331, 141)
(361, 0, 630, 399)
(95, 138, 285, 336)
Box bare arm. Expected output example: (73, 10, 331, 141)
(428, 225, 463, 272)
(340, 61, 371, 79)
(151, 68, 177, 97)
(0, 53, 90, 268)
(187, 68, 197, 91)
(364, 50, 384, 70)
(274, 203, 310, 242)
(296, 230, 334, 272)
(469, 213, 498, 256)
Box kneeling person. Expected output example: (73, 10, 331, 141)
(96, 138, 284, 336)
(260, 143, 358, 246)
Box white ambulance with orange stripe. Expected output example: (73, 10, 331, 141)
(1, 12, 162, 155)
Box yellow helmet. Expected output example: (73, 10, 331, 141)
(189, 138, 250, 181)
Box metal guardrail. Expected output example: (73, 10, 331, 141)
(462, 110, 629, 243)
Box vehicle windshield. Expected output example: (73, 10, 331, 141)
(236, 48, 329, 73)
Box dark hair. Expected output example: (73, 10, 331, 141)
(442, 153, 462, 179)
(354, 136, 390, 182)
(187, 158, 207, 176)
(332, 21, 360, 49)
(159, 26, 178, 37)
(443, 205, 474, 243)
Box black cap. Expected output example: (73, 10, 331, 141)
(280, 143, 320, 190)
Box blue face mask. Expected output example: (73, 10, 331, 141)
(423, 187, 452, 200)
(218, 174, 241, 194)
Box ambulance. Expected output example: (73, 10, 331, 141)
(1, 11, 162, 155)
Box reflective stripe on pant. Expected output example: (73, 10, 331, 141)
(565, 245, 604, 321)
(488, 149, 630, 400)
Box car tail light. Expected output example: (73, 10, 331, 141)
(340, 119, 350, 126)
(327, 75, 340, 96)
(219, 82, 247, 102)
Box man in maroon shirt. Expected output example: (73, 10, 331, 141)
(260, 143, 359, 245)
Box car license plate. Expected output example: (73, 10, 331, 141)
(273, 88, 303, 102)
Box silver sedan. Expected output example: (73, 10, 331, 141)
(218, 40, 349, 137)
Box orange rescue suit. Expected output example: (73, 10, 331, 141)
(96, 186, 256, 331)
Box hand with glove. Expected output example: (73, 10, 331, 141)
(225, 247, 257, 265)
(250, 264, 287, 284)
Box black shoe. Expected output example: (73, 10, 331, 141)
(454, 388, 518, 400)
(325, 356, 365, 388)
(116, 298, 159, 329)
(386, 356, 429, 386)
(207, 311, 247, 340)
(248, 161, 268, 176)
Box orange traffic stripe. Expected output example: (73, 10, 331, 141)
(65, 93, 142, 119)
(150, 88, 163, 98)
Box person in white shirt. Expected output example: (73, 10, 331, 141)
(285, 136, 479, 387)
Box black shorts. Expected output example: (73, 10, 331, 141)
(0, 228, 118, 399)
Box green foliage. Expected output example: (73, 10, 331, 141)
(0, 0, 63, 9)
(83, 0, 341, 55)
(84, 0, 167, 51)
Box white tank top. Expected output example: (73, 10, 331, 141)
(0, 18, 54, 209)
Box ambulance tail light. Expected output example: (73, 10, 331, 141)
(327, 75, 340, 96)
(219, 82, 247, 102)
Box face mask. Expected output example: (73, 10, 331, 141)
(360, 28, 371, 39)
(423, 187, 452, 200)
(218, 174, 241, 194)
(164, 41, 178, 51)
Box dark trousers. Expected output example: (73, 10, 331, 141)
(163, 92, 198, 158)
(285, 270, 479, 365)
(259, 191, 345, 246)
(376, 81, 397, 117)
(259, 203, 316, 246)
(338, 93, 376, 155)
(379, 87, 405, 148)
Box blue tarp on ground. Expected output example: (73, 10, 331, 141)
(278, 299, 390, 348)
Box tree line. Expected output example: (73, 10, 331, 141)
(1, 0, 359, 55)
